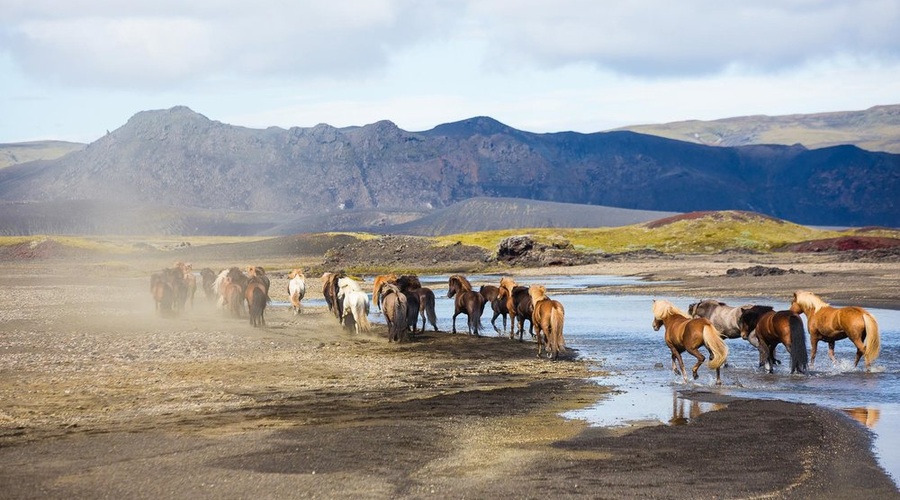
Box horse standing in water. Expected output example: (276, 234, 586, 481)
(790, 290, 880, 370)
(480, 285, 511, 336)
(447, 275, 485, 336)
(739, 306, 808, 374)
(396, 275, 437, 333)
(529, 285, 566, 360)
(287, 269, 306, 315)
(652, 300, 729, 385)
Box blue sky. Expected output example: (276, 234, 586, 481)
(2, 0, 899, 143)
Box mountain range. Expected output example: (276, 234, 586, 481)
(0, 105, 897, 235)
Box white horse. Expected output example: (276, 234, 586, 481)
(338, 277, 369, 333)
(213, 269, 230, 309)
(287, 269, 306, 315)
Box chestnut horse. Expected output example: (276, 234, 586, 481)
(447, 275, 485, 336)
(245, 275, 268, 327)
(739, 306, 808, 374)
(372, 273, 398, 311)
(789, 290, 880, 370)
(652, 300, 728, 385)
(480, 285, 511, 336)
(529, 285, 566, 360)
(498, 284, 533, 341)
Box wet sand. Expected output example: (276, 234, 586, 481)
(0, 253, 898, 498)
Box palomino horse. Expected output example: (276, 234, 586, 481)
(480, 285, 511, 336)
(447, 275, 485, 336)
(245, 275, 268, 327)
(739, 306, 808, 374)
(652, 300, 729, 385)
(380, 283, 409, 342)
(287, 269, 306, 315)
(338, 278, 370, 334)
(372, 273, 398, 311)
(529, 285, 566, 360)
(789, 290, 880, 370)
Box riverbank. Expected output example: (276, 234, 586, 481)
(0, 254, 897, 498)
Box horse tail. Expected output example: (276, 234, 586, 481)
(550, 303, 566, 355)
(703, 324, 729, 370)
(789, 314, 809, 374)
(863, 312, 881, 367)
(390, 298, 408, 342)
(424, 293, 437, 330)
(357, 298, 371, 333)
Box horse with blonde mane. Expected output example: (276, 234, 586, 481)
(789, 290, 880, 370)
(652, 300, 728, 385)
(287, 269, 306, 315)
(529, 285, 566, 360)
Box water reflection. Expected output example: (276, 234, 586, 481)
(669, 393, 727, 426)
(843, 406, 881, 429)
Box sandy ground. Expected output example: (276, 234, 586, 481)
(0, 252, 898, 498)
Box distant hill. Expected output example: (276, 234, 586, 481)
(0, 106, 897, 233)
(0, 140, 85, 169)
(615, 105, 900, 153)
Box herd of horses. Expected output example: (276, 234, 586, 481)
(151, 266, 881, 370)
(653, 290, 881, 384)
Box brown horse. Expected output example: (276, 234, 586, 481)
(447, 275, 485, 336)
(498, 285, 534, 341)
(150, 272, 174, 314)
(223, 277, 245, 317)
(739, 306, 808, 374)
(321, 271, 345, 320)
(651, 300, 729, 385)
(381, 283, 409, 342)
(372, 273, 398, 311)
(245, 276, 268, 327)
(480, 285, 511, 336)
(789, 290, 880, 370)
(529, 285, 566, 360)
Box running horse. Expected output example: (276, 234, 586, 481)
(380, 283, 410, 342)
(739, 306, 808, 374)
(338, 277, 370, 334)
(287, 269, 306, 315)
(396, 275, 437, 333)
(372, 273, 398, 312)
(447, 275, 486, 336)
(652, 300, 729, 385)
(789, 290, 880, 370)
(245, 274, 269, 327)
(529, 285, 566, 360)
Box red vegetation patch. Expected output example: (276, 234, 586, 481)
(780, 236, 900, 252)
(644, 210, 784, 229)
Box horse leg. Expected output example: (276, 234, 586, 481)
(685, 347, 705, 380)
(491, 310, 501, 335)
(809, 333, 820, 368)
(671, 350, 688, 383)
(850, 335, 867, 368)
(534, 322, 545, 358)
(452, 311, 460, 334)
(827, 340, 837, 364)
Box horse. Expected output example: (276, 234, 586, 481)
(447, 275, 485, 336)
(245, 275, 268, 327)
(480, 285, 511, 336)
(223, 277, 245, 317)
(340, 288, 371, 335)
(651, 300, 729, 385)
(380, 283, 409, 342)
(372, 273, 398, 311)
(214, 267, 248, 310)
(688, 299, 761, 346)
(395, 275, 437, 333)
(150, 272, 174, 314)
(174, 262, 197, 309)
(199, 268, 218, 300)
(529, 285, 566, 360)
(287, 269, 306, 315)
(739, 306, 808, 374)
(789, 290, 880, 370)
(498, 285, 534, 341)
(321, 272, 345, 320)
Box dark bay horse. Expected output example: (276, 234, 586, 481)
(498, 284, 534, 341)
(739, 306, 808, 374)
(447, 275, 485, 336)
(245, 275, 268, 327)
(396, 275, 437, 333)
(652, 300, 728, 385)
(790, 290, 880, 370)
(479, 285, 511, 336)
(529, 285, 566, 360)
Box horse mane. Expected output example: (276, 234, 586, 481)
(794, 290, 829, 311)
(528, 284, 549, 303)
(450, 274, 472, 291)
(652, 299, 690, 320)
(499, 277, 517, 291)
(289, 269, 305, 279)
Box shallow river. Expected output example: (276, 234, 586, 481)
(311, 274, 900, 484)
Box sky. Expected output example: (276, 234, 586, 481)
(2, 0, 899, 144)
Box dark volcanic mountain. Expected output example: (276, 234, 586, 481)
(0, 106, 896, 229)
